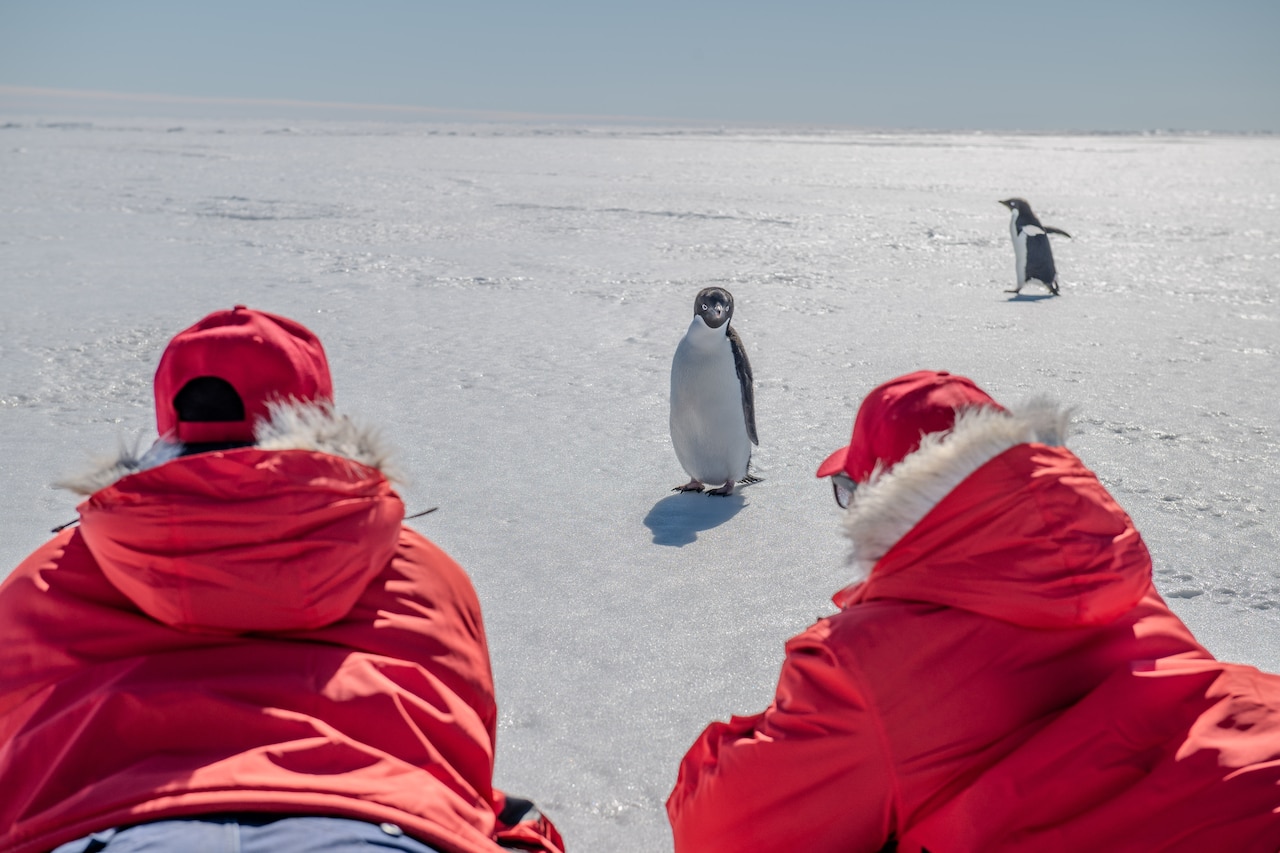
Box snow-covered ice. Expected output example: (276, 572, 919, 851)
(2, 118, 1278, 851)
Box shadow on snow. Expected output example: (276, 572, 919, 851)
(643, 491, 746, 547)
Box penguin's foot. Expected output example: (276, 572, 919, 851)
(1004, 287, 1022, 294)
(673, 479, 706, 493)
(706, 482, 736, 497)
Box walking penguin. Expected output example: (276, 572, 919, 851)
(999, 198, 1072, 295)
(669, 286, 758, 496)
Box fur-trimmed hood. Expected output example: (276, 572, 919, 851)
(836, 399, 1153, 628)
(59, 401, 399, 496)
(66, 401, 406, 634)
(843, 398, 1070, 577)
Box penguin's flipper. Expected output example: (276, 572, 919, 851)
(1044, 226, 1072, 238)
(727, 326, 758, 446)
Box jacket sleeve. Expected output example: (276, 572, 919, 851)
(667, 623, 897, 853)
(492, 790, 566, 853)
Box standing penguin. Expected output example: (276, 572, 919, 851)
(999, 198, 1072, 295)
(670, 286, 758, 496)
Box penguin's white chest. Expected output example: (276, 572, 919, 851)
(670, 321, 751, 486)
(1010, 215, 1029, 285)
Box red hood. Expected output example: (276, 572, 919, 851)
(835, 404, 1152, 629)
(77, 448, 404, 634)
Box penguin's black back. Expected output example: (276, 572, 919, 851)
(1024, 232, 1057, 285)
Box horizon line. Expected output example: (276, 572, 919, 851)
(2, 84, 1272, 137)
(0, 84, 694, 126)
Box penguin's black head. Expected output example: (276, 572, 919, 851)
(999, 198, 1046, 229)
(693, 287, 734, 330)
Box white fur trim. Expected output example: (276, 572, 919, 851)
(255, 400, 399, 480)
(55, 439, 185, 496)
(841, 398, 1073, 579)
(57, 401, 399, 495)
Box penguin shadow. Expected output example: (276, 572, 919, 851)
(1005, 292, 1057, 303)
(643, 491, 747, 547)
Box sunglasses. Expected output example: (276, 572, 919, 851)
(831, 472, 859, 509)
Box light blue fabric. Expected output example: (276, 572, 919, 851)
(49, 815, 443, 853)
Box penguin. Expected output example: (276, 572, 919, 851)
(999, 198, 1072, 295)
(669, 286, 758, 496)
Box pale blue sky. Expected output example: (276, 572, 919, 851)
(2, 1, 1277, 130)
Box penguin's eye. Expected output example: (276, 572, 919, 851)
(701, 304, 708, 310)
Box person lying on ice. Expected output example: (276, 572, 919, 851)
(668, 369, 1280, 853)
(0, 306, 563, 853)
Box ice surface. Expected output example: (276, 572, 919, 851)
(2, 118, 1278, 851)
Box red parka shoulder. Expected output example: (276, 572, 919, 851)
(668, 402, 1280, 852)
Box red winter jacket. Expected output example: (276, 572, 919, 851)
(668, 402, 1280, 852)
(0, 407, 560, 853)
